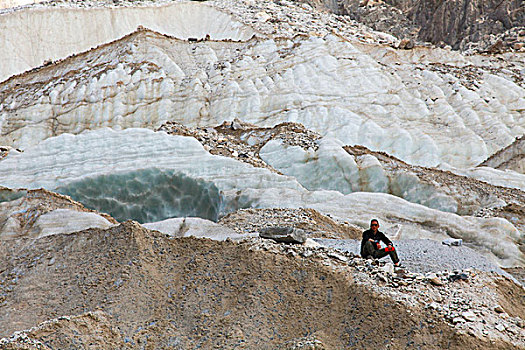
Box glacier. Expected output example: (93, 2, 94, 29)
(0, 0, 523, 269)
(0, 0, 524, 348)
(1, 28, 523, 169)
(0, 127, 522, 266)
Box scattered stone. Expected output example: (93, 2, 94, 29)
(461, 311, 477, 322)
(219, 208, 361, 239)
(259, 226, 307, 244)
(374, 273, 387, 282)
(157, 121, 321, 173)
(494, 305, 505, 313)
(398, 38, 414, 49)
(255, 11, 271, 22)
(378, 263, 394, 275)
(230, 118, 243, 130)
(429, 277, 445, 286)
(449, 273, 469, 282)
(327, 251, 348, 262)
(442, 238, 463, 246)
(452, 316, 465, 324)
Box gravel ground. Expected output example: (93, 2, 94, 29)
(315, 238, 514, 278)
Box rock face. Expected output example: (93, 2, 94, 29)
(0, 222, 523, 349)
(480, 135, 525, 174)
(406, 0, 525, 51)
(311, 0, 525, 52)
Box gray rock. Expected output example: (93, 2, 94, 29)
(494, 305, 505, 313)
(429, 276, 445, 286)
(461, 311, 477, 322)
(378, 263, 394, 275)
(230, 118, 243, 130)
(259, 226, 307, 244)
(442, 238, 463, 246)
(452, 316, 465, 324)
(398, 38, 414, 49)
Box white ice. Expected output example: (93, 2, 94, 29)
(260, 137, 458, 213)
(0, 128, 521, 266)
(0, 2, 256, 81)
(1, 32, 523, 171)
(0, 128, 302, 192)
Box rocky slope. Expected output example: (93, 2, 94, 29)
(306, 0, 525, 53)
(0, 222, 523, 349)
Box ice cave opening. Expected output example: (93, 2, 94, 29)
(56, 168, 224, 224)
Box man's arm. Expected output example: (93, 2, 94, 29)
(379, 232, 393, 246)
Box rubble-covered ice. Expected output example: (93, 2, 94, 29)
(445, 166, 525, 192)
(231, 188, 523, 267)
(0, 127, 521, 266)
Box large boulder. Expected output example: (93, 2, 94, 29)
(259, 226, 307, 244)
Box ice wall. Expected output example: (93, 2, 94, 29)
(57, 169, 224, 223)
(0, 128, 521, 265)
(0, 2, 256, 81)
(1, 31, 522, 169)
(447, 166, 525, 192)
(0, 128, 303, 192)
(260, 137, 457, 213)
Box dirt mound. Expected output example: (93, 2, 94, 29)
(0, 188, 117, 239)
(219, 207, 362, 239)
(1, 222, 521, 349)
(0, 311, 123, 350)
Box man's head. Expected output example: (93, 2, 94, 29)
(370, 219, 379, 232)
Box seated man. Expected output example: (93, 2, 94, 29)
(360, 219, 401, 267)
